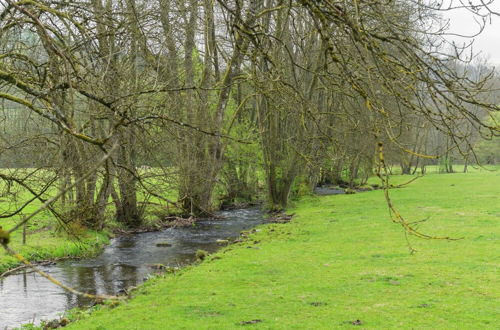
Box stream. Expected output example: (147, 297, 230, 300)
(0, 208, 265, 329)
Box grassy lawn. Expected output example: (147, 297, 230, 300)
(63, 169, 499, 329)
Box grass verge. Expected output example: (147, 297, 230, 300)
(43, 170, 500, 328)
(0, 227, 110, 275)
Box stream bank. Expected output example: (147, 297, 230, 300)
(0, 208, 264, 328)
(0, 230, 110, 276)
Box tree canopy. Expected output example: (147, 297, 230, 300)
(0, 0, 498, 232)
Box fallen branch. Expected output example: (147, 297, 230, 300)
(0, 256, 79, 278)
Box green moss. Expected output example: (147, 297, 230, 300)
(195, 249, 208, 261)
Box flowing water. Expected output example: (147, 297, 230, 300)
(0, 208, 264, 329)
(313, 185, 346, 196)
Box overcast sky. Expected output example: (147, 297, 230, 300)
(441, 1, 500, 67)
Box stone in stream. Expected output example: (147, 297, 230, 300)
(216, 239, 229, 245)
(156, 242, 172, 247)
(195, 249, 208, 260)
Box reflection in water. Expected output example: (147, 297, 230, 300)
(313, 185, 346, 196)
(0, 208, 264, 328)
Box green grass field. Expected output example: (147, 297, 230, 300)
(61, 169, 499, 329)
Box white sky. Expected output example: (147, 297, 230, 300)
(441, 0, 500, 67)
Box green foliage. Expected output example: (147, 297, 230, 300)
(195, 249, 208, 261)
(18, 323, 40, 330)
(67, 169, 499, 329)
(219, 108, 263, 206)
(438, 156, 453, 173)
(290, 176, 312, 200)
(475, 113, 500, 164)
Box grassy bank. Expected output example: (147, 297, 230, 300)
(0, 220, 109, 274)
(0, 172, 112, 274)
(62, 169, 499, 329)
